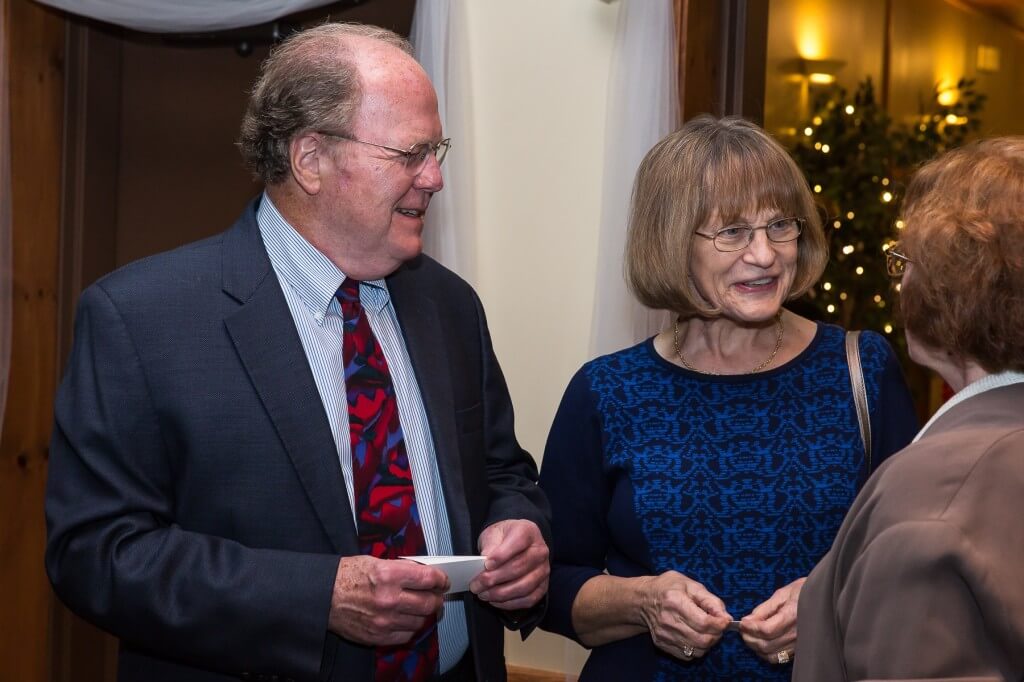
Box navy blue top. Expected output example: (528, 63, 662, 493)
(539, 323, 919, 681)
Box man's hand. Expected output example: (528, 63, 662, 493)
(328, 556, 448, 646)
(739, 576, 805, 664)
(469, 519, 549, 610)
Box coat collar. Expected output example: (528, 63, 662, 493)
(915, 380, 1024, 443)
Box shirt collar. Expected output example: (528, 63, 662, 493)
(913, 370, 1024, 442)
(256, 193, 390, 316)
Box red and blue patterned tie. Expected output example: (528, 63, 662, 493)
(337, 278, 438, 681)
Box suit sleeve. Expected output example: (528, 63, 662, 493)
(45, 284, 340, 680)
(835, 436, 1024, 680)
(538, 368, 608, 643)
(835, 520, 1023, 680)
(469, 291, 552, 632)
(472, 291, 552, 538)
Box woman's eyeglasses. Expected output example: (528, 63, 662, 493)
(885, 242, 912, 279)
(695, 217, 804, 253)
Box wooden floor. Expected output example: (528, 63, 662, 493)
(508, 665, 577, 682)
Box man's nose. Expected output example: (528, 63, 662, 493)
(414, 153, 444, 193)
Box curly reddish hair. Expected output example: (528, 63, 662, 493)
(899, 136, 1024, 372)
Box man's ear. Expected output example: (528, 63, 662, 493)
(289, 132, 327, 195)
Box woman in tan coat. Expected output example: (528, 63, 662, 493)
(794, 137, 1024, 681)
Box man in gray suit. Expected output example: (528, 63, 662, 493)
(46, 23, 550, 682)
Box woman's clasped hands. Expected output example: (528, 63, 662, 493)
(641, 571, 803, 665)
(638, 571, 731, 661)
(738, 576, 803, 665)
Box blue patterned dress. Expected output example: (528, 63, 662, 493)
(539, 323, 918, 681)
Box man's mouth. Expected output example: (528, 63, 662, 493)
(396, 208, 424, 218)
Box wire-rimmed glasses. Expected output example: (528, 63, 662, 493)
(885, 242, 912, 279)
(695, 217, 805, 253)
(316, 130, 451, 174)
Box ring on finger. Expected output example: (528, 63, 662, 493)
(775, 649, 792, 665)
(682, 644, 695, 658)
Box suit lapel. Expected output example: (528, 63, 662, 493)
(389, 266, 473, 554)
(221, 203, 358, 554)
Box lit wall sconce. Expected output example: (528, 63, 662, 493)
(977, 45, 1000, 72)
(781, 57, 846, 85)
(937, 87, 959, 106)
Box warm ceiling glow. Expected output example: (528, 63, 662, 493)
(808, 72, 836, 84)
(933, 31, 966, 103)
(795, 4, 827, 59)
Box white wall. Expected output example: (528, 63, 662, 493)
(461, 0, 621, 675)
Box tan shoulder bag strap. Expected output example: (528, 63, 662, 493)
(845, 330, 872, 473)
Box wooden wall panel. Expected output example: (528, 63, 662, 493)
(676, 0, 769, 123)
(0, 1, 65, 681)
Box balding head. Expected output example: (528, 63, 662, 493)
(238, 23, 421, 185)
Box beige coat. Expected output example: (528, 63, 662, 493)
(794, 382, 1024, 682)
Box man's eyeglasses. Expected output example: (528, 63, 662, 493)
(316, 130, 451, 174)
(885, 242, 912, 279)
(695, 217, 804, 253)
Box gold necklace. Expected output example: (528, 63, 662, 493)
(672, 313, 784, 375)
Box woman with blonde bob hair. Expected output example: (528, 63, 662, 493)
(539, 115, 918, 680)
(796, 137, 1024, 681)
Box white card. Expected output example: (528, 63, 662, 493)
(400, 555, 486, 594)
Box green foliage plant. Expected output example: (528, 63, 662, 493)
(786, 77, 985, 356)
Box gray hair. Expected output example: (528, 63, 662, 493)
(238, 22, 413, 185)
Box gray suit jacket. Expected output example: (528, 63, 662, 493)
(794, 382, 1024, 682)
(45, 200, 551, 682)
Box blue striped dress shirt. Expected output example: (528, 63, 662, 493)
(257, 194, 468, 672)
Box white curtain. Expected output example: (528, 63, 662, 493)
(410, 0, 476, 283)
(589, 0, 678, 356)
(1, 1, 11, 440)
(31, 0, 337, 33)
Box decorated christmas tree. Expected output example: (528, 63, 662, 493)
(787, 77, 985, 357)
